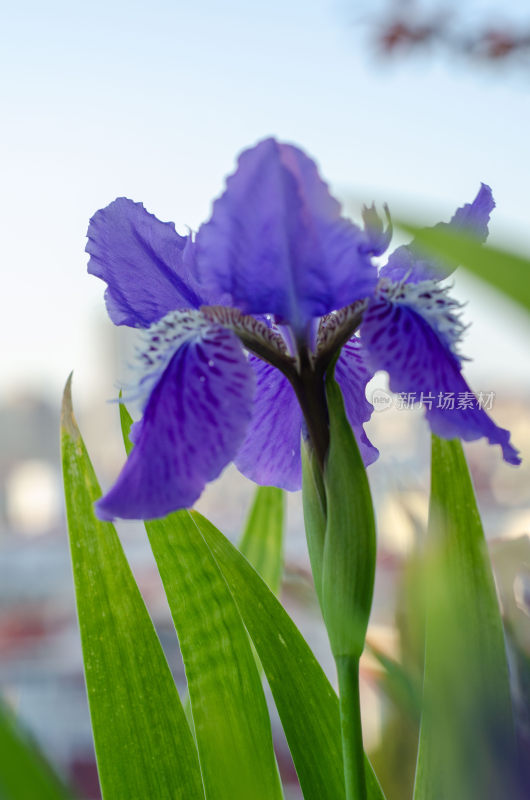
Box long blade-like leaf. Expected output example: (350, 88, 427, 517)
(192, 511, 387, 800)
(61, 376, 204, 800)
(0, 699, 72, 800)
(144, 512, 283, 800)
(239, 486, 285, 595)
(414, 436, 518, 800)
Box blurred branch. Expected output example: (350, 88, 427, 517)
(371, 1, 530, 66)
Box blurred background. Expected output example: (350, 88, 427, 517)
(1, 1, 529, 797)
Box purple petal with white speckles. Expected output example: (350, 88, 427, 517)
(361, 296, 520, 465)
(235, 355, 303, 491)
(335, 338, 379, 466)
(381, 184, 495, 284)
(196, 138, 377, 333)
(87, 197, 209, 328)
(96, 324, 255, 520)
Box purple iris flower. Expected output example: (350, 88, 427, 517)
(87, 138, 519, 521)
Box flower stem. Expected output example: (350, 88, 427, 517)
(335, 655, 367, 800)
(290, 349, 330, 472)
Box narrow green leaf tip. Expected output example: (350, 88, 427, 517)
(61, 372, 78, 440)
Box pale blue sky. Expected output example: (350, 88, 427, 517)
(2, 0, 530, 403)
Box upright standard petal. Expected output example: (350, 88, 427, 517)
(335, 338, 379, 466)
(449, 183, 495, 241)
(87, 198, 207, 328)
(234, 355, 303, 491)
(361, 282, 520, 465)
(380, 184, 495, 284)
(360, 203, 392, 257)
(195, 138, 377, 334)
(96, 311, 256, 520)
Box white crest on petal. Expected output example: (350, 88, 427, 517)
(376, 277, 468, 359)
(127, 309, 220, 409)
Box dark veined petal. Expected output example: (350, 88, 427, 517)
(96, 311, 256, 520)
(335, 338, 379, 466)
(361, 283, 520, 465)
(195, 138, 377, 334)
(87, 198, 208, 328)
(381, 184, 495, 284)
(234, 355, 303, 491)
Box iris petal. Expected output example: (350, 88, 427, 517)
(381, 184, 495, 284)
(361, 289, 520, 465)
(96, 313, 255, 520)
(335, 338, 379, 466)
(87, 197, 208, 328)
(234, 355, 303, 491)
(450, 183, 495, 239)
(195, 138, 377, 333)
(235, 342, 378, 491)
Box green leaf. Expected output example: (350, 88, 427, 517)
(144, 512, 283, 800)
(119, 399, 134, 456)
(366, 643, 422, 719)
(192, 511, 387, 800)
(61, 376, 204, 800)
(0, 698, 72, 800)
(396, 220, 530, 313)
(238, 486, 285, 595)
(414, 436, 517, 800)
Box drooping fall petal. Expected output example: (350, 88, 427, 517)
(97, 312, 256, 519)
(361, 283, 520, 465)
